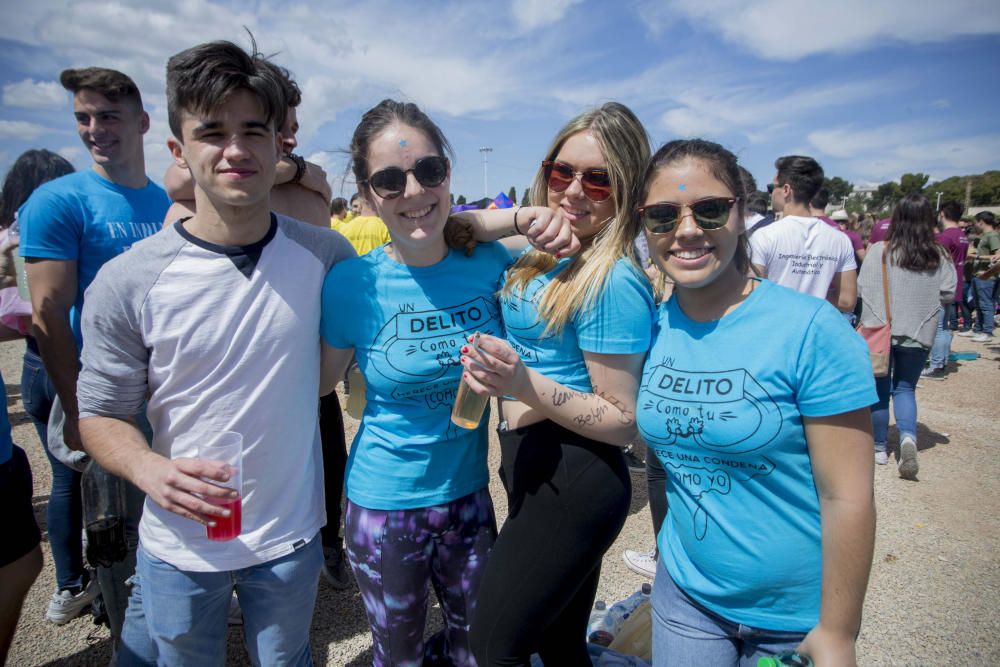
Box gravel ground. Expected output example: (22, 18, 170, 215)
(4, 334, 999, 666)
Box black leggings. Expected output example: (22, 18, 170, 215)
(319, 392, 347, 548)
(470, 420, 631, 666)
(646, 447, 667, 543)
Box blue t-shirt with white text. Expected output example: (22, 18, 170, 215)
(636, 279, 876, 631)
(500, 255, 655, 392)
(321, 243, 512, 510)
(19, 169, 169, 349)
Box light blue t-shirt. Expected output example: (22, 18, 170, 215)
(321, 243, 512, 510)
(500, 255, 655, 392)
(637, 279, 877, 632)
(19, 169, 170, 348)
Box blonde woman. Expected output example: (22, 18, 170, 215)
(463, 102, 655, 665)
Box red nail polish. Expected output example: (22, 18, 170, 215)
(460, 356, 467, 364)
(461, 346, 469, 353)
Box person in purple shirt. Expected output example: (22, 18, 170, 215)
(924, 201, 970, 379)
(810, 190, 865, 258)
(868, 217, 891, 244)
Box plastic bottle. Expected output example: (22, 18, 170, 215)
(587, 600, 614, 646)
(81, 460, 128, 568)
(591, 584, 652, 645)
(757, 651, 814, 667)
(608, 599, 652, 660)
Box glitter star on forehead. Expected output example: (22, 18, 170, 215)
(678, 184, 687, 191)
(399, 139, 407, 147)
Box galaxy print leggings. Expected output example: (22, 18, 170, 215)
(344, 488, 497, 667)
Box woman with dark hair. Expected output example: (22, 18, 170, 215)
(1, 150, 97, 625)
(635, 139, 877, 665)
(858, 193, 955, 478)
(318, 99, 573, 665)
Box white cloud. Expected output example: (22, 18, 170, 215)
(808, 123, 1000, 182)
(658, 78, 890, 142)
(3, 79, 67, 109)
(663, 0, 1000, 61)
(511, 0, 584, 32)
(0, 120, 52, 140)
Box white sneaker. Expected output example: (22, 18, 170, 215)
(957, 329, 978, 337)
(874, 451, 889, 465)
(622, 548, 657, 578)
(898, 436, 919, 480)
(971, 333, 992, 343)
(45, 573, 100, 625)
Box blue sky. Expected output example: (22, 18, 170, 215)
(1, 0, 998, 205)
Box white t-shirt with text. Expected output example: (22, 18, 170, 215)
(748, 215, 856, 300)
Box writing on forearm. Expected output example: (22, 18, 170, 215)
(596, 387, 635, 425)
(552, 388, 588, 407)
(573, 403, 609, 427)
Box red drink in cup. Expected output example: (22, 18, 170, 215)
(206, 495, 242, 541)
(197, 431, 243, 542)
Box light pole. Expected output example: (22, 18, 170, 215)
(479, 146, 492, 199)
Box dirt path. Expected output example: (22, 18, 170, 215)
(4, 335, 998, 665)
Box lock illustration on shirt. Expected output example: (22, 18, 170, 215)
(370, 296, 500, 386)
(640, 366, 782, 454)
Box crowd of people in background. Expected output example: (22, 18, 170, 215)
(0, 35, 998, 667)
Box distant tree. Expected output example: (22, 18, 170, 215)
(870, 181, 901, 214)
(823, 176, 853, 203)
(520, 188, 531, 206)
(450, 193, 455, 206)
(899, 172, 930, 195)
(508, 186, 517, 204)
(456, 194, 467, 205)
(927, 171, 1000, 207)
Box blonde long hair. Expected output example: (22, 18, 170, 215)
(503, 102, 651, 336)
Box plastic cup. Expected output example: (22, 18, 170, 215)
(451, 332, 490, 429)
(197, 431, 243, 541)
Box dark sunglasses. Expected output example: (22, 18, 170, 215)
(767, 183, 776, 194)
(637, 197, 739, 234)
(542, 160, 613, 202)
(364, 155, 449, 199)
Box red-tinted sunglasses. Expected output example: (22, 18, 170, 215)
(542, 160, 613, 202)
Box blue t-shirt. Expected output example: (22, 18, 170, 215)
(321, 243, 512, 510)
(19, 169, 170, 348)
(0, 371, 13, 465)
(636, 279, 877, 632)
(500, 255, 655, 392)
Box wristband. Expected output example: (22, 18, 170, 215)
(288, 154, 307, 184)
(513, 207, 524, 235)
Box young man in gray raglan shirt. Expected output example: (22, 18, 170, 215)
(76, 41, 354, 665)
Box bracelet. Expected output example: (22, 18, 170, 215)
(288, 154, 307, 184)
(513, 207, 524, 235)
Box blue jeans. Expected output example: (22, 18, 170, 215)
(929, 307, 951, 371)
(20, 347, 86, 591)
(651, 561, 805, 666)
(120, 536, 322, 667)
(871, 345, 929, 452)
(972, 277, 997, 334)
